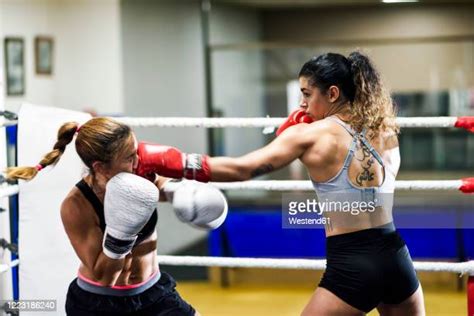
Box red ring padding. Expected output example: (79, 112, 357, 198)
(460, 178, 474, 194)
(455, 117, 474, 133)
(468, 275, 474, 316)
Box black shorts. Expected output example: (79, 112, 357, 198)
(319, 223, 419, 313)
(65, 272, 196, 316)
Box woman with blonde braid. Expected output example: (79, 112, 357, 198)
(7, 118, 227, 315)
(135, 51, 425, 315)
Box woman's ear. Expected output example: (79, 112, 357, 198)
(328, 85, 341, 103)
(91, 161, 104, 175)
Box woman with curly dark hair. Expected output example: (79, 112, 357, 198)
(136, 51, 424, 315)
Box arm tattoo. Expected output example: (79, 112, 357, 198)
(251, 164, 274, 177)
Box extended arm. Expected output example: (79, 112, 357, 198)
(135, 109, 314, 183)
(208, 123, 313, 181)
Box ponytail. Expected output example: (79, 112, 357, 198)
(6, 122, 80, 181)
(348, 51, 399, 137)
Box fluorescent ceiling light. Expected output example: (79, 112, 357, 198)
(382, 0, 418, 3)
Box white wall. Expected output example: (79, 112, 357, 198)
(0, 0, 123, 114)
(121, 0, 267, 253)
(121, 0, 206, 147)
(121, 0, 209, 254)
(210, 4, 265, 157)
(210, 4, 270, 199)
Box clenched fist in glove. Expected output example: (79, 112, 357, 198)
(102, 172, 159, 259)
(276, 109, 314, 136)
(163, 179, 227, 230)
(135, 142, 211, 183)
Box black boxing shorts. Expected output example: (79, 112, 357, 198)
(319, 222, 420, 313)
(65, 271, 196, 316)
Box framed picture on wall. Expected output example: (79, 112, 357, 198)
(35, 36, 53, 75)
(4, 37, 25, 96)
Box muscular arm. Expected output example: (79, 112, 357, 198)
(61, 195, 124, 286)
(209, 124, 314, 181)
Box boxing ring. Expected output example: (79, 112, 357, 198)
(0, 104, 473, 315)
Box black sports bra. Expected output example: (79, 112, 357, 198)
(75, 179, 158, 245)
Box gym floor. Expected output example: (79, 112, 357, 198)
(178, 283, 465, 315)
(176, 269, 466, 316)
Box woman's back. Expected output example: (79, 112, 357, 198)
(301, 116, 400, 235)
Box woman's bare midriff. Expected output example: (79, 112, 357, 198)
(79, 232, 158, 286)
(324, 207, 393, 237)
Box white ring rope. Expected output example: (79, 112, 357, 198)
(396, 117, 458, 128)
(0, 116, 470, 129)
(156, 255, 474, 275)
(116, 117, 283, 128)
(0, 180, 468, 199)
(114, 116, 462, 129)
(211, 180, 464, 191)
(0, 184, 19, 198)
(1, 257, 471, 275)
(0, 259, 19, 274)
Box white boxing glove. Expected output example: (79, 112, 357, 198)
(163, 179, 227, 230)
(103, 172, 159, 259)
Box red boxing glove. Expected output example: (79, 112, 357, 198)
(135, 142, 211, 182)
(276, 109, 314, 136)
